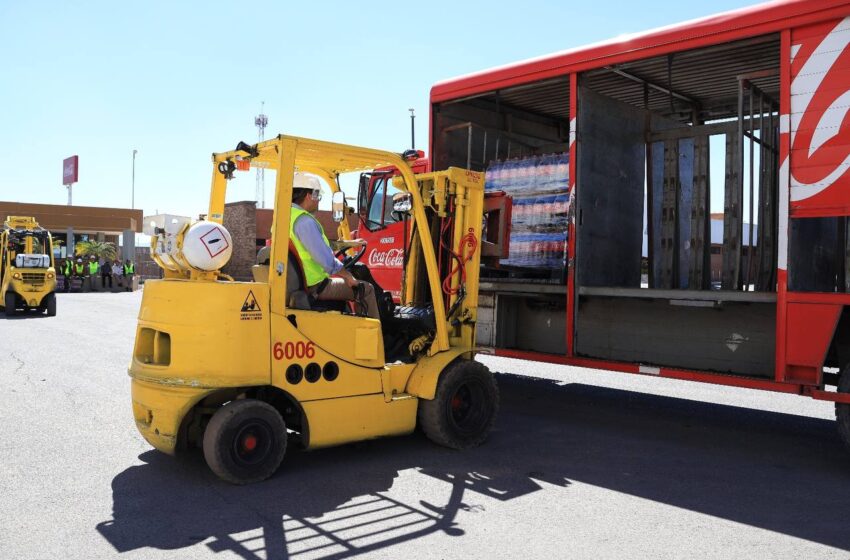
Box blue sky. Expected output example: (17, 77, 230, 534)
(0, 0, 763, 218)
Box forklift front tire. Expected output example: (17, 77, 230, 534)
(203, 399, 287, 485)
(4, 292, 16, 317)
(44, 293, 56, 317)
(418, 359, 499, 450)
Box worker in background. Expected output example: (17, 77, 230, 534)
(87, 256, 99, 291)
(112, 260, 123, 289)
(61, 257, 72, 293)
(290, 173, 379, 319)
(73, 258, 86, 292)
(100, 257, 113, 290)
(122, 259, 135, 292)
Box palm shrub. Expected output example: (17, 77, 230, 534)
(75, 240, 118, 261)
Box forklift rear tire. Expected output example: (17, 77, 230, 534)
(203, 399, 287, 485)
(44, 293, 56, 317)
(418, 359, 499, 450)
(4, 292, 16, 317)
(836, 368, 850, 451)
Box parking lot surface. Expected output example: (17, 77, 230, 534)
(1, 290, 849, 559)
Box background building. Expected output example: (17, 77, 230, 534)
(0, 201, 143, 260)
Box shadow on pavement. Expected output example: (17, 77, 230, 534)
(97, 373, 850, 558)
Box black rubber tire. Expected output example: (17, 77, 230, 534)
(418, 359, 499, 450)
(836, 368, 850, 450)
(4, 292, 16, 317)
(203, 399, 287, 485)
(44, 293, 56, 317)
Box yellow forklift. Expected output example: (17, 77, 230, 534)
(131, 135, 498, 484)
(1, 216, 57, 317)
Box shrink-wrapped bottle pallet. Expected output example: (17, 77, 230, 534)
(485, 153, 569, 269)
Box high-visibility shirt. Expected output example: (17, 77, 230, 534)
(289, 206, 331, 287)
(123, 263, 135, 274)
(88, 262, 98, 274)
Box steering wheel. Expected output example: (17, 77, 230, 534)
(335, 242, 367, 270)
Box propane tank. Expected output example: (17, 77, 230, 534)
(181, 221, 233, 271)
(145, 215, 233, 274)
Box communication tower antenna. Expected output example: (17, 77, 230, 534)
(254, 102, 269, 208)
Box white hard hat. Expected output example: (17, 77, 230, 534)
(293, 172, 321, 192)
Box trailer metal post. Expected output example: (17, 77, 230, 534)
(690, 134, 710, 289)
(723, 78, 745, 290)
(744, 89, 761, 292)
(661, 139, 679, 289)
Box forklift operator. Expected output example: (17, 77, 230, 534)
(290, 173, 379, 319)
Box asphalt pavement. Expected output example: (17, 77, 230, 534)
(1, 289, 849, 559)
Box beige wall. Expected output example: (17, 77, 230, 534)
(0, 201, 143, 233)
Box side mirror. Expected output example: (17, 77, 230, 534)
(392, 192, 413, 214)
(332, 191, 346, 223)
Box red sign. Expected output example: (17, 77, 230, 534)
(63, 155, 79, 185)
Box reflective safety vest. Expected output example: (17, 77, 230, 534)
(88, 262, 98, 275)
(62, 261, 71, 275)
(123, 263, 134, 275)
(289, 206, 331, 287)
(74, 263, 85, 275)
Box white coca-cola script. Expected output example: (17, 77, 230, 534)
(368, 248, 404, 268)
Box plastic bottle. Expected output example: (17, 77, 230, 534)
(534, 235, 546, 268)
(528, 233, 543, 268)
(523, 157, 535, 191)
(520, 234, 531, 267)
(508, 232, 523, 266)
(513, 158, 524, 191)
(485, 161, 495, 191)
(519, 197, 530, 232)
(493, 160, 505, 191)
(548, 234, 558, 268)
(536, 196, 552, 231)
(543, 154, 556, 192)
(554, 153, 569, 190)
(535, 196, 552, 232)
(527, 155, 539, 192)
(529, 156, 538, 190)
(512, 198, 524, 232)
(500, 159, 514, 194)
(556, 232, 568, 267)
(540, 233, 552, 268)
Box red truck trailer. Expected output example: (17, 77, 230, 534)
(415, 0, 850, 447)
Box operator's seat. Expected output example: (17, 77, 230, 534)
(274, 242, 373, 316)
(250, 244, 311, 310)
(251, 246, 271, 283)
(286, 241, 311, 310)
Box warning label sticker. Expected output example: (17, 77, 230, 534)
(240, 291, 262, 321)
(200, 226, 230, 258)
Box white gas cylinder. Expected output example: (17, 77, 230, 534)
(181, 221, 233, 271)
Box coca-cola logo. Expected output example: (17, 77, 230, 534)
(790, 17, 850, 203)
(368, 248, 404, 268)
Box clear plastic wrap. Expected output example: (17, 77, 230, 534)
(485, 153, 570, 269)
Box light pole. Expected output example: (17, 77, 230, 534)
(409, 108, 415, 150)
(131, 149, 137, 209)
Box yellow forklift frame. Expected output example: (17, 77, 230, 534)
(1, 216, 57, 317)
(130, 135, 496, 484)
